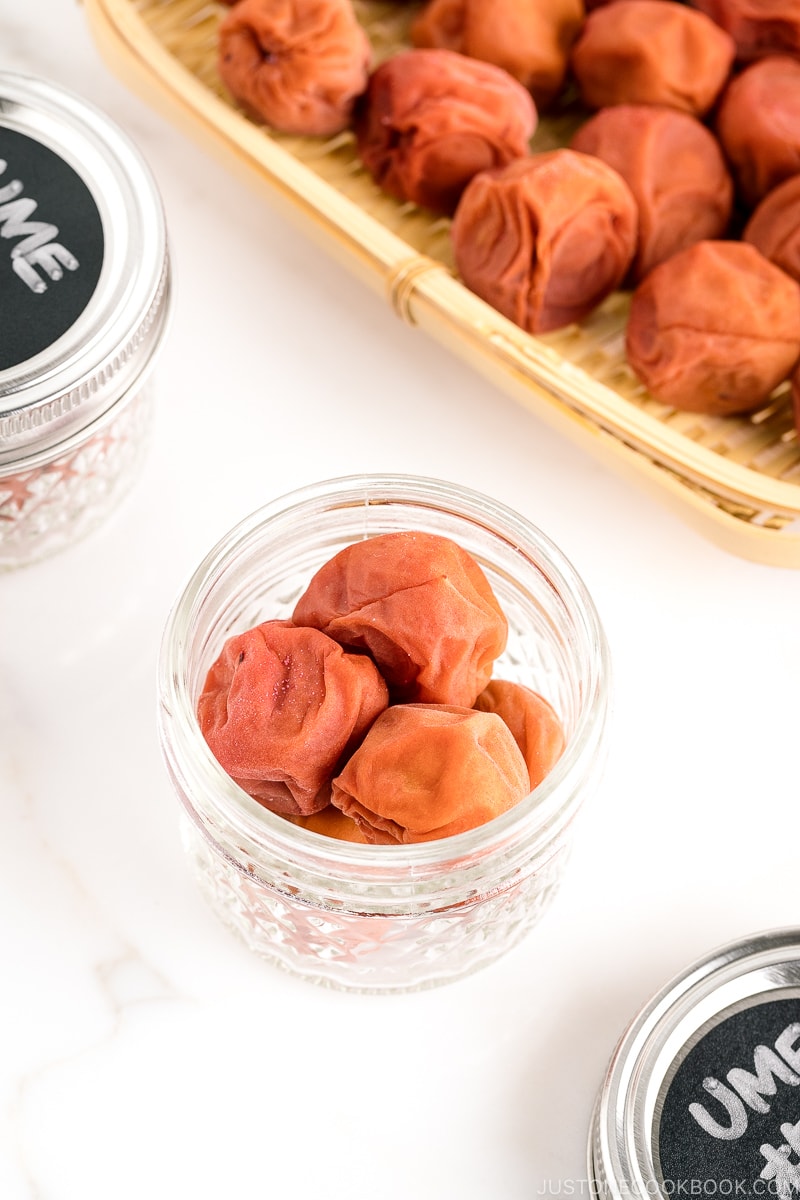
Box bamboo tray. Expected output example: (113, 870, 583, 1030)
(85, 0, 800, 566)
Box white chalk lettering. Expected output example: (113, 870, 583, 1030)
(760, 1122, 800, 1200)
(728, 1048, 800, 1114)
(0, 173, 23, 204)
(776, 1028, 800, 1075)
(0, 158, 78, 293)
(690, 1024, 800, 1140)
(689, 1078, 749, 1140)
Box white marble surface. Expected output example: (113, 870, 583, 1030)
(2, 3, 800, 1197)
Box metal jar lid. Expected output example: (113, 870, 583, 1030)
(0, 72, 170, 465)
(589, 929, 800, 1200)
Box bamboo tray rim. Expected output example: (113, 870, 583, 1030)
(85, 0, 800, 540)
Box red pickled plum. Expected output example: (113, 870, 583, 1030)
(474, 679, 566, 789)
(571, 105, 733, 282)
(355, 48, 536, 215)
(217, 0, 371, 136)
(570, 0, 735, 116)
(331, 704, 530, 844)
(410, 0, 584, 110)
(197, 619, 388, 815)
(451, 149, 638, 333)
(292, 530, 508, 706)
(625, 240, 800, 414)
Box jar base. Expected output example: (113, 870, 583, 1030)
(182, 813, 569, 994)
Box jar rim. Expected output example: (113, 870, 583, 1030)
(158, 473, 611, 876)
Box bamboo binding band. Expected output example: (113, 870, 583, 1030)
(387, 255, 449, 325)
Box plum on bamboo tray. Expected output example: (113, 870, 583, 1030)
(85, 0, 800, 566)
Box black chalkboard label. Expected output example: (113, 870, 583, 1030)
(657, 996, 800, 1200)
(0, 126, 104, 372)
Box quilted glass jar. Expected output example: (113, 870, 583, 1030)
(158, 475, 611, 992)
(0, 72, 170, 568)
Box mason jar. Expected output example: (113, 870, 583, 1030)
(589, 928, 800, 1200)
(158, 474, 611, 992)
(0, 71, 171, 568)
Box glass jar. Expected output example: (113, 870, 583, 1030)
(158, 475, 611, 992)
(0, 72, 171, 569)
(588, 929, 800, 1200)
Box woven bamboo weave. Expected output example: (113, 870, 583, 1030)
(85, 0, 800, 564)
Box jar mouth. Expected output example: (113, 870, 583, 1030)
(158, 474, 611, 879)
